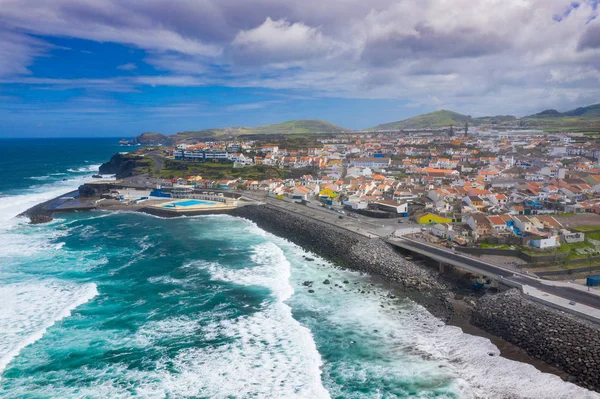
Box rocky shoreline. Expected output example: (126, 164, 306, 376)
(231, 204, 600, 392)
(231, 204, 455, 320)
(474, 289, 600, 391)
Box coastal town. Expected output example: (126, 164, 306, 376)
(109, 125, 600, 281)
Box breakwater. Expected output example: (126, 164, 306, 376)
(231, 204, 454, 320)
(473, 289, 600, 391)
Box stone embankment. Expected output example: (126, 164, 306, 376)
(473, 289, 600, 391)
(231, 204, 453, 319)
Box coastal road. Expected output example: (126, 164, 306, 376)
(241, 192, 417, 236)
(147, 151, 165, 173)
(390, 237, 600, 318)
(242, 194, 408, 238)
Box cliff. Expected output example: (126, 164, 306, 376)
(99, 153, 153, 178)
(131, 132, 168, 145)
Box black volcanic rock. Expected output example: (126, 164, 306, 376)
(131, 132, 168, 145)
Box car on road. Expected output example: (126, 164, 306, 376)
(338, 215, 344, 219)
(398, 219, 403, 223)
(569, 301, 577, 306)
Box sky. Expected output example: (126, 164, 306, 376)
(0, 0, 599, 137)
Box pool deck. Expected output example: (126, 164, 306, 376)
(141, 198, 239, 216)
(22, 189, 254, 223)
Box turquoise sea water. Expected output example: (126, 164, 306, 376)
(1, 138, 599, 398)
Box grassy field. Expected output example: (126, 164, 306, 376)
(151, 158, 327, 181)
(151, 159, 287, 180)
(522, 231, 600, 262)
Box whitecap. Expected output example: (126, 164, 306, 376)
(66, 164, 101, 173)
(0, 280, 98, 375)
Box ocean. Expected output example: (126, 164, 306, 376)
(0, 138, 598, 399)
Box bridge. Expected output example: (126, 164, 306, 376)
(387, 236, 600, 324)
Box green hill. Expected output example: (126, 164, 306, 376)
(564, 104, 600, 117)
(247, 120, 349, 135)
(520, 103, 600, 132)
(526, 104, 600, 119)
(367, 103, 600, 133)
(368, 110, 472, 131)
(127, 120, 349, 145)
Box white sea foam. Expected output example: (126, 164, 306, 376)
(0, 280, 98, 375)
(273, 239, 600, 399)
(68, 240, 330, 398)
(0, 175, 94, 226)
(207, 242, 293, 300)
(148, 303, 329, 398)
(0, 223, 70, 259)
(0, 171, 103, 380)
(66, 164, 101, 173)
(192, 241, 330, 398)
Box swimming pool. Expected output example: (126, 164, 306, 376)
(162, 199, 216, 208)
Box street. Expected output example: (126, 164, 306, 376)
(394, 236, 600, 315)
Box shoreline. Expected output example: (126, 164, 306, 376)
(18, 191, 593, 389)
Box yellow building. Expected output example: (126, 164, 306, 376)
(417, 213, 453, 224)
(319, 188, 339, 198)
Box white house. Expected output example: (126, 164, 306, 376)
(529, 235, 560, 248)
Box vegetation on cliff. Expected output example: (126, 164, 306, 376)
(131, 132, 167, 145)
(152, 159, 313, 180)
(99, 153, 154, 178)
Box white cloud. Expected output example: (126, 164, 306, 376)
(0, 0, 600, 115)
(117, 63, 137, 71)
(0, 29, 50, 77)
(231, 17, 340, 64)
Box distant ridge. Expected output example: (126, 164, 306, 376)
(526, 103, 600, 119)
(367, 102, 600, 132)
(127, 119, 349, 145)
(367, 110, 472, 131)
(247, 119, 349, 135)
(124, 102, 600, 144)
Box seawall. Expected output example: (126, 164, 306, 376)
(473, 289, 600, 391)
(231, 204, 454, 320)
(233, 204, 600, 391)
